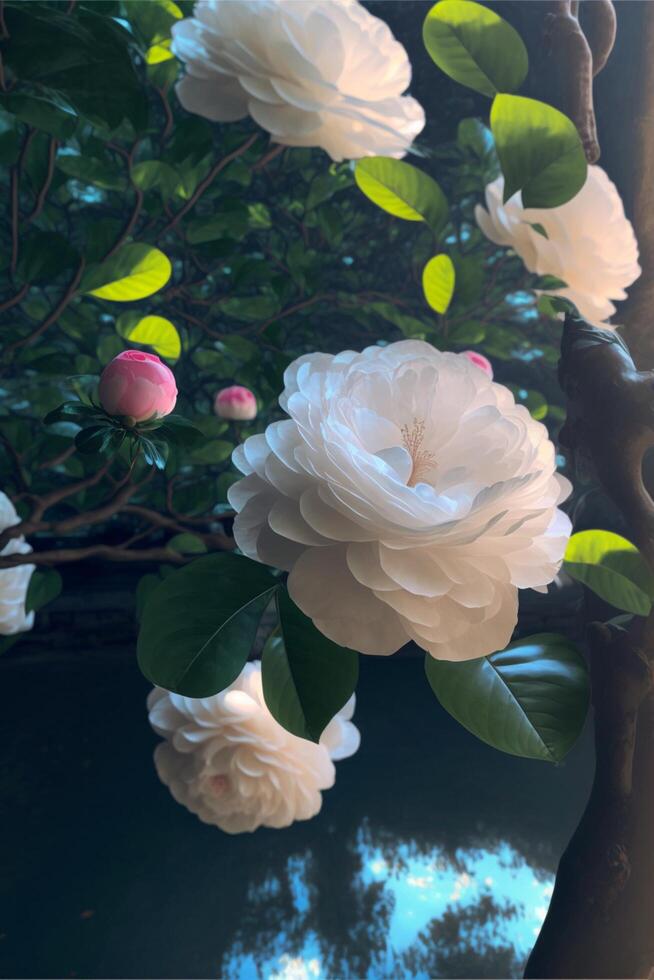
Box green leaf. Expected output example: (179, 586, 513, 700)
(261, 589, 359, 743)
(130, 0, 182, 43)
(15, 231, 78, 284)
(137, 553, 278, 697)
(220, 296, 280, 322)
(74, 424, 121, 455)
(491, 94, 587, 207)
(423, 0, 528, 98)
(422, 254, 456, 314)
(166, 533, 207, 555)
(145, 39, 174, 64)
(131, 160, 180, 199)
(97, 334, 124, 366)
(157, 415, 205, 449)
(57, 153, 126, 190)
(0, 92, 77, 139)
(124, 315, 181, 361)
(140, 436, 169, 470)
(44, 402, 99, 425)
(81, 244, 172, 301)
(425, 633, 589, 762)
(564, 530, 654, 615)
(26, 568, 62, 614)
(354, 157, 448, 234)
(190, 440, 234, 465)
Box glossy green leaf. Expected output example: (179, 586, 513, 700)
(425, 633, 589, 762)
(491, 94, 587, 207)
(0, 92, 77, 139)
(26, 569, 63, 614)
(137, 554, 278, 697)
(81, 244, 172, 301)
(124, 315, 181, 361)
(261, 589, 359, 743)
(422, 254, 456, 314)
(354, 157, 448, 233)
(423, 0, 528, 97)
(564, 530, 654, 615)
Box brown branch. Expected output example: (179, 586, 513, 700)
(123, 503, 235, 549)
(9, 163, 19, 276)
(156, 85, 174, 144)
(156, 132, 258, 240)
(0, 429, 28, 491)
(27, 136, 58, 223)
(257, 293, 332, 335)
(156, 133, 259, 241)
(581, 0, 617, 76)
(525, 318, 654, 977)
(37, 445, 76, 470)
(0, 546, 188, 568)
(0, 283, 28, 313)
(0, 459, 115, 551)
(102, 142, 143, 260)
(251, 142, 285, 171)
(9, 127, 37, 275)
(4, 258, 85, 356)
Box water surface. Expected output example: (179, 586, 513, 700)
(0, 650, 592, 978)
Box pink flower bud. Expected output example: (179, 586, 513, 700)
(99, 350, 178, 422)
(214, 385, 257, 421)
(461, 350, 493, 379)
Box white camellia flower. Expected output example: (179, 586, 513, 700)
(475, 166, 640, 329)
(148, 661, 360, 834)
(171, 0, 425, 161)
(228, 341, 572, 661)
(0, 492, 34, 636)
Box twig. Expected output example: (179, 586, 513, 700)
(257, 293, 331, 335)
(4, 258, 85, 356)
(27, 136, 58, 223)
(156, 133, 258, 240)
(0, 283, 28, 314)
(251, 143, 285, 171)
(156, 85, 174, 144)
(0, 546, 188, 568)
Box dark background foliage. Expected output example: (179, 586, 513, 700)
(0, 0, 567, 624)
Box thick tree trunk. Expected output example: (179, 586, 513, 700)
(490, 3, 654, 977)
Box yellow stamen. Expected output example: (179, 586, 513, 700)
(401, 418, 437, 486)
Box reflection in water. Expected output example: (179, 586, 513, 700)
(221, 823, 553, 980)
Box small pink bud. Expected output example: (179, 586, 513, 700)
(214, 385, 257, 421)
(462, 350, 493, 379)
(99, 350, 178, 422)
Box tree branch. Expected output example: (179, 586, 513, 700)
(525, 317, 654, 978)
(156, 133, 258, 241)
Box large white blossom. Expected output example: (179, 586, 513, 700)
(171, 0, 425, 161)
(228, 341, 572, 661)
(148, 662, 360, 834)
(0, 492, 34, 636)
(475, 166, 640, 329)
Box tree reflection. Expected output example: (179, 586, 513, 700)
(219, 824, 553, 979)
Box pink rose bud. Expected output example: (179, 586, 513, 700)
(462, 350, 493, 379)
(99, 350, 178, 422)
(214, 385, 257, 421)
